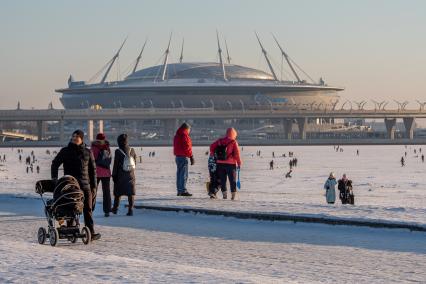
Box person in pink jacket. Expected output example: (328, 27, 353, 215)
(210, 128, 242, 200)
(91, 133, 112, 217)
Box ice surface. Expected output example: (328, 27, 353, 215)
(0, 145, 425, 282)
(1, 145, 424, 226)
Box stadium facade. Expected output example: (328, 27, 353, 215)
(56, 34, 344, 110)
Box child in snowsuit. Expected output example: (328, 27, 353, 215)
(207, 156, 221, 199)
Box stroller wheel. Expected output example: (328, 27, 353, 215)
(49, 227, 59, 247)
(37, 227, 47, 244)
(81, 227, 91, 245)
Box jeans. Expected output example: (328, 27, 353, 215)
(217, 163, 237, 193)
(94, 177, 112, 214)
(175, 156, 188, 193)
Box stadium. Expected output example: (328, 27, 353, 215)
(56, 34, 344, 110)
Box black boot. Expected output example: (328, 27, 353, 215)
(91, 233, 101, 241)
(111, 196, 120, 214)
(127, 195, 134, 216)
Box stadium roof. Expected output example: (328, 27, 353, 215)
(125, 62, 275, 81)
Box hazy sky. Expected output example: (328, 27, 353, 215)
(1, 0, 425, 109)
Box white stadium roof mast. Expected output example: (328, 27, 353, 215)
(272, 34, 301, 83)
(132, 38, 148, 75)
(100, 38, 127, 84)
(255, 32, 278, 81)
(161, 33, 172, 81)
(216, 30, 227, 81)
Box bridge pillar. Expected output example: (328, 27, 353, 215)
(87, 120, 94, 142)
(403, 117, 415, 140)
(36, 121, 45, 141)
(59, 120, 65, 143)
(296, 117, 307, 140)
(384, 118, 396, 140)
(282, 119, 293, 140)
(97, 120, 104, 134)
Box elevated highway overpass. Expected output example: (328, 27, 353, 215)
(0, 107, 425, 142)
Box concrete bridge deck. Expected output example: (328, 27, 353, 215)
(0, 107, 425, 121)
(1, 138, 425, 148)
(0, 107, 425, 143)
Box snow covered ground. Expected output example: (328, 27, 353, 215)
(1, 145, 425, 226)
(1, 195, 426, 283)
(0, 145, 425, 282)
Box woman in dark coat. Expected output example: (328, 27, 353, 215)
(111, 134, 137, 216)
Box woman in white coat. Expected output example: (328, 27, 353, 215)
(324, 172, 337, 204)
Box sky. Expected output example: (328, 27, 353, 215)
(0, 0, 425, 110)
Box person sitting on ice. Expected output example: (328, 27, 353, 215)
(324, 172, 337, 204)
(209, 128, 242, 200)
(285, 169, 292, 178)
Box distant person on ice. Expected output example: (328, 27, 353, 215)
(210, 128, 242, 200)
(111, 134, 137, 216)
(324, 172, 337, 204)
(173, 123, 194, 196)
(285, 169, 292, 178)
(91, 133, 112, 217)
(269, 160, 274, 170)
(51, 129, 100, 241)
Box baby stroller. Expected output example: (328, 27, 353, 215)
(36, 175, 91, 246)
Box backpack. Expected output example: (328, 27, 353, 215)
(214, 140, 235, 161)
(118, 148, 136, 172)
(96, 149, 112, 169)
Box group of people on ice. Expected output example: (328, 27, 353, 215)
(324, 173, 355, 205)
(172, 122, 242, 200)
(401, 146, 424, 166)
(50, 130, 137, 241)
(47, 121, 393, 241)
(47, 123, 242, 240)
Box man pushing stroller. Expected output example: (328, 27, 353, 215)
(51, 130, 101, 241)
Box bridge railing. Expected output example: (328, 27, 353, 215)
(0, 107, 425, 118)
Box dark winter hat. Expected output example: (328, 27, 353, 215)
(117, 133, 128, 148)
(72, 129, 84, 140)
(96, 133, 106, 140)
(180, 122, 191, 130)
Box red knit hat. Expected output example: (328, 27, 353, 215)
(96, 133, 106, 140)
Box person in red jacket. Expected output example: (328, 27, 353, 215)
(90, 133, 112, 217)
(210, 128, 242, 200)
(173, 123, 194, 196)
